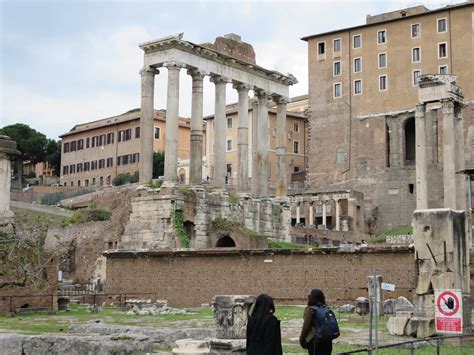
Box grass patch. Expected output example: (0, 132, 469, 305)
(145, 180, 162, 189)
(173, 209, 190, 248)
(370, 225, 413, 243)
(268, 240, 313, 249)
(228, 192, 240, 205)
(61, 208, 111, 227)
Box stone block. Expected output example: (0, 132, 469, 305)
(172, 339, 210, 354)
(414, 317, 435, 338)
(413, 294, 434, 318)
(394, 296, 414, 312)
(355, 297, 369, 315)
(383, 299, 395, 314)
(387, 315, 410, 336)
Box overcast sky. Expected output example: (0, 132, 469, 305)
(0, 0, 464, 140)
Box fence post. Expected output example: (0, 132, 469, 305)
(460, 335, 463, 355)
(436, 337, 440, 355)
(410, 342, 414, 355)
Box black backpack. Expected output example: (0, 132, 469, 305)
(310, 305, 340, 341)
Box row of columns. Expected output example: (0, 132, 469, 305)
(415, 98, 467, 210)
(139, 63, 289, 197)
(295, 199, 342, 231)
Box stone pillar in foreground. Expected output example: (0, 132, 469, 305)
(322, 201, 327, 228)
(415, 103, 428, 210)
(255, 89, 269, 197)
(210, 75, 228, 189)
(250, 98, 258, 195)
(211, 295, 256, 339)
(188, 69, 206, 185)
(441, 99, 457, 210)
(454, 103, 467, 210)
(309, 202, 314, 226)
(163, 62, 183, 182)
(0, 136, 20, 224)
(274, 95, 289, 197)
(139, 66, 157, 183)
(335, 199, 341, 231)
(234, 83, 251, 193)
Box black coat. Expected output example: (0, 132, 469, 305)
(246, 313, 283, 355)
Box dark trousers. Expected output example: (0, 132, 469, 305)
(308, 341, 332, 355)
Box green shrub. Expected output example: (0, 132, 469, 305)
(228, 193, 240, 205)
(25, 171, 36, 178)
(112, 171, 139, 186)
(145, 180, 162, 189)
(173, 210, 189, 248)
(61, 208, 111, 227)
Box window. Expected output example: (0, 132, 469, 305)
(354, 80, 362, 95)
(77, 163, 83, 173)
(411, 24, 420, 38)
(293, 122, 299, 133)
(336, 148, 346, 164)
(226, 117, 233, 129)
(86, 137, 90, 149)
(439, 65, 448, 75)
(353, 34, 361, 49)
(378, 53, 387, 68)
(154, 127, 161, 139)
(99, 159, 105, 169)
(107, 132, 114, 144)
(63, 166, 69, 175)
(106, 157, 113, 168)
(354, 57, 362, 73)
(294, 166, 301, 173)
(63, 142, 70, 153)
(77, 180, 81, 187)
(437, 18, 447, 33)
(132, 153, 139, 163)
(91, 160, 97, 170)
(84, 162, 90, 171)
(333, 83, 342, 98)
(226, 163, 232, 176)
(377, 30, 386, 44)
(135, 127, 140, 139)
(92, 136, 98, 147)
(438, 43, 447, 58)
(85, 179, 89, 187)
(99, 134, 106, 146)
(333, 61, 341, 76)
(70, 181, 74, 187)
(333, 38, 341, 52)
(293, 140, 300, 154)
(118, 130, 124, 142)
(226, 138, 233, 151)
(317, 42, 325, 55)
(413, 70, 421, 86)
(125, 129, 131, 141)
(412, 47, 421, 63)
(379, 75, 387, 91)
(92, 177, 96, 185)
(77, 139, 84, 150)
(70, 141, 77, 152)
(69, 164, 75, 174)
(122, 155, 129, 165)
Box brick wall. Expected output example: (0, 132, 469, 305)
(105, 247, 416, 307)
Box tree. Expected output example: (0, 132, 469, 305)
(153, 151, 165, 179)
(0, 124, 61, 181)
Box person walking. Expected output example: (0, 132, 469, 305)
(246, 294, 283, 355)
(300, 288, 337, 355)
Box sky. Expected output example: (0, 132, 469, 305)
(0, 0, 465, 140)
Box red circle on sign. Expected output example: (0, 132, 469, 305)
(437, 291, 459, 317)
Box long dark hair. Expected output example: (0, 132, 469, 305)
(308, 288, 326, 307)
(251, 294, 275, 317)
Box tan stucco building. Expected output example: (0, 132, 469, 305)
(60, 110, 197, 187)
(205, 96, 308, 189)
(302, 2, 474, 232)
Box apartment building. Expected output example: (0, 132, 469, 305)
(205, 96, 308, 189)
(59, 109, 196, 187)
(302, 2, 474, 232)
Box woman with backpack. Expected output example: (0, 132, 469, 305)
(299, 288, 339, 355)
(246, 294, 283, 355)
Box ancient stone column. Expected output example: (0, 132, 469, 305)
(415, 103, 428, 210)
(163, 62, 184, 182)
(188, 69, 206, 185)
(454, 103, 467, 210)
(0, 136, 20, 223)
(309, 202, 314, 226)
(255, 89, 270, 197)
(274, 95, 289, 197)
(296, 203, 301, 224)
(322, 201, 327, 228)
(139, 66, 158, 183)
(210, 75, 229, 189)
(234, 83, 251, 193)
(250, 98, 258, 195)
(335, 199, 341, 231)
(441, 99, 457, 209)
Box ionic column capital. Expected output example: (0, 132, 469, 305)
(139, 66, 159, 76)
(187, 68, 207, 80)
(210, 74, 231, 84)
(163, 61, 186, 70)
(233, 82, 252, 92)
(272, 95, 290, 105)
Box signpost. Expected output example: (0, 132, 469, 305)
(434, 289, 463, 334)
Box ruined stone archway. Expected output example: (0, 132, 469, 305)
(215, 235, 236, 247)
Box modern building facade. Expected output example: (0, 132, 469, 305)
(59, 109, 197, 187)
(205, 96, 307, 191)
(302, 2, 474, 233)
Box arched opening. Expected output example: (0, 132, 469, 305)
(404, 117, 416, 165)
(178, 168, 186, 183)
(216, 235, 236, 247)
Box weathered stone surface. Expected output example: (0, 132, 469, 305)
(355, 297, 369, 315)
(386, 316, 409, 336)
(383, 299, 395, 314)
(414, 317, 435, 338)
(394, 296, 414, 313)
(337, 304, 354, 313)
(413, 294, 434, 318)
(211, 295, 255, 339)
(173, 339, 210, 354)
